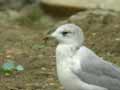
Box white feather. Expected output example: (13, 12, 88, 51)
(51, 24, 120, 90)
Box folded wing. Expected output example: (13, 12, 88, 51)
(72, 46, 120, 90)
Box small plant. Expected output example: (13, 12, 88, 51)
(15, 7, 42, 26)
(0, 59, 24, 76)
(1, 59, 14, 76)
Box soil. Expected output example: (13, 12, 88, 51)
(0, 9, 120, 90)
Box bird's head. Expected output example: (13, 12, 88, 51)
(51, 24, 84, 46)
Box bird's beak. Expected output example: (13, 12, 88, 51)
(41, 33, 58, 46)
(42, 33, 55, 41)
(41, 29, 57, 42)
(42, 35, 51, 41)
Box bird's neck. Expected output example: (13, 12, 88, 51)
(56, 44, 80, 62)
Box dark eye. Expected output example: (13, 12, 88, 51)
(62, 31, 70, 36)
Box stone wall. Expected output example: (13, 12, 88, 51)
(40, 0, 120, 12)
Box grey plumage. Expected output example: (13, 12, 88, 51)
(73, 46, 120, 90)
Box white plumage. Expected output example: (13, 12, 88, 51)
(51, 24, 120, 90)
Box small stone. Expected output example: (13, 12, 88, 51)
(40, 0, 120, 12)
(92, 33, 96, 36)
(16, 65, 24, 71)
(41, 67, 46, 71)
(5, 72, 11, 76)
(115, 38, 120, 41)
(49, 82, 55, 86)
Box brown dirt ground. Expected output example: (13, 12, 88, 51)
(0, 9, 120, 90)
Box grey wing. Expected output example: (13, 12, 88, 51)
(72, 47, 120, 90)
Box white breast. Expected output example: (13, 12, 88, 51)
(56, 59, 82, 90)
(56, 44, 83, 90)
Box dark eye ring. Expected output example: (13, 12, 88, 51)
(62, 31, 70, 36)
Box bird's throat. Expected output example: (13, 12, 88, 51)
(56, 44, 79, 62)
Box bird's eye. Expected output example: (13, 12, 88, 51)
(62, 31, 70, 36)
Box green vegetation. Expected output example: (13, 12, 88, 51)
(15, 7, 42, 25)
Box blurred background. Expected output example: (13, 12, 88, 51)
(0, 0, 120, 90)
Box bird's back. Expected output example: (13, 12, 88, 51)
(73, 46, 120, 90)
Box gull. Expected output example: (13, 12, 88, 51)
(50, 23, 120, 90)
